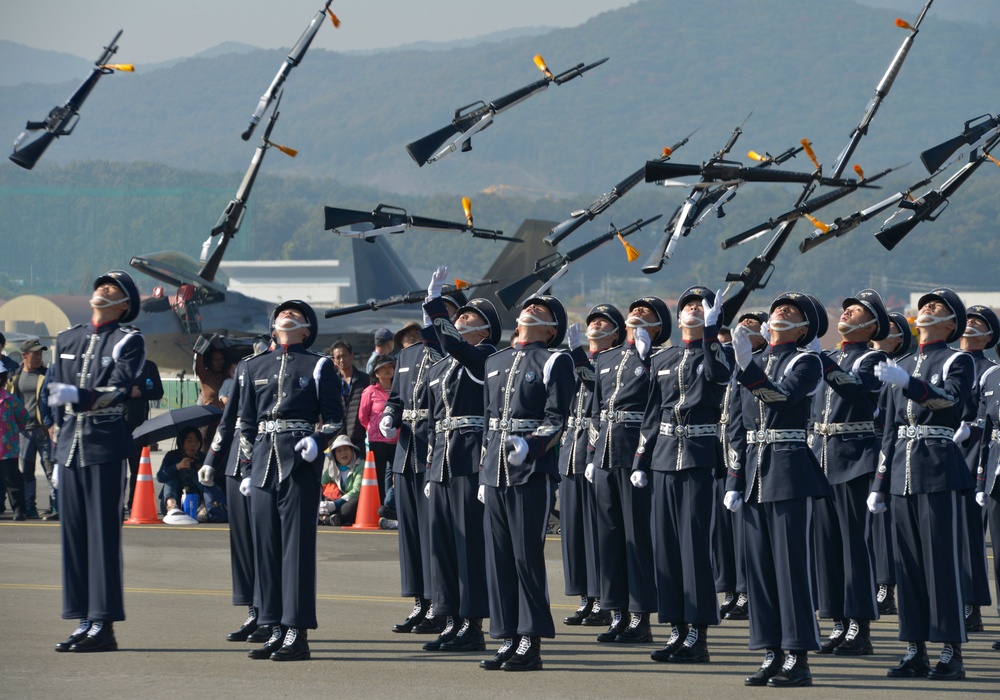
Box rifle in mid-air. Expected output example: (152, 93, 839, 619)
(200, 93, 297, 282)
(920, 113, 999, 174)
(405, 54, 608, 166)
(496, 215, 660, 310)
(10, 30, 133, 170)
(240, 0, 340, 140)
(323, 279, 495, 318)
(324, 198, 518, 242)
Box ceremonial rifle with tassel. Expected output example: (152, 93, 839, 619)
(323, 279, 495, 318)
(324, 197, 518, 242)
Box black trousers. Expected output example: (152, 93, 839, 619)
(0, 457, 26, 517)
(59, 460, 126, 622)
(226, 473, 257, 608)
(870, 493, 895, 586)
(395, 468, 430, 599)
(370, 441, 395, 508)
(958, 490, 991, 606)
(988, 497, 1000, 616)
(559, 472, 601, 599)
(428, 473, 488, 618)
(711, 475, 745, 594)
(593, 467, 656, 613)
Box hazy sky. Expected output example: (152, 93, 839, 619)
(1, 0, 638, 62)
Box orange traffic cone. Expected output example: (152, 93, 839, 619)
(351, 450, 381, 530)
(126, 446, 160, 524)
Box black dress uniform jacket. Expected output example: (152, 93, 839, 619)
(977, 365, 1000, 496)
(383, 336, 441, 476)
(589, 342, 655, 470)
(559, 346, 596, 477)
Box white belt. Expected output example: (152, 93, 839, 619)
(813, 421, 875, 436)
(258, 419, 313, 434)
(402, 409, 429, 422)
(435, 416, 484, 432)
(992, 428, 1000, 444)
(897, 425, 954, 440)
(659, 422, 718, 438)
(66, 405, 126, 417)
(488, 418, 542, 433)
(747, 429, 807, 444)
(567, 416, 590, 429)
(600, 410, 644, 424)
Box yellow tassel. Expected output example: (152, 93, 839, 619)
(101, 64, 134, 72)
(618, 233, 640, 262)
(801, 139, 820, 170)
(895, 18, 913, 30)
(462, 196, 473, 227)
(272, 143, 298, 157)
(328, 11, 341, 28)
(533, 54, 553, 79)
(747, 150, 765, 162)
(853, 164, 865, 179)
(804, 214, 829, 233)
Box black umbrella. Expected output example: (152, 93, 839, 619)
(132, 405, 223, 447)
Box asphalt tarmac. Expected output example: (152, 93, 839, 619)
(2, 470, 998, 698)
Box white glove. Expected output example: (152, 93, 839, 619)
(51, 463, 60, 490)
(630, 470, 648, 488)
(239, 477, 252, 497)
(633, 326, 651, 360)
(724, 490, 743, 513)
(426, 265, 448, 301)
(585, 463, 595, 483)
(197, 465, 215, 487)
(703, 289, 725, 328)
(953, 421, 970, 444)
(47, 382, 79, 407)
(319, 501, 331, 517)
(295, 437, 318, 462)
(477, 484, 485, 504)
(504, 436, 529, 467)
(806, 336, 822, 354)
(732, 325, 752, 370)
(424, 481, 431, 499)
(875, 359, 910, 388)
(867, 491, 886, 514)
(379, 415, 397, 439)
(566, 322, 581, 350)
(976, 491, 988, 508)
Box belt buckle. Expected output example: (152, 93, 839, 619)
(674, 425, 685, 437)
(756, 430, 766, 442)
(499, 419, 509, 430)
(905, 426, 917, 439)
(266, 420, 276, 432)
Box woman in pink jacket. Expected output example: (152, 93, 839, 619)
(357, 354, 397, 509)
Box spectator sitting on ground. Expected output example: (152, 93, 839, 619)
(319, 435, 364, 526)
(157, 427, 207, 524)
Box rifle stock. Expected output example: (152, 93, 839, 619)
(405, 123, 462, 166)
(919, 114, 999, 174)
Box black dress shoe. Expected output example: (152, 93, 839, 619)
(596, 611, 627, 643)
(227, 612, 259, 642)
(55, 621, 92, 652)
(247, 624, 273, 644)
(70, 621, 118, 653)
(876, 585, 897, 615)
(927, 643, 965, 681)
(423, 616, 462, 651)
(887, 643, 929, 678)
(412, 608, 445, 634)
(563, 596, 594, 626)
(767, 651, 812, 687)
(502, 636, 542, 672)
(719, 593, 737, 618)
(745, 649, 783, 686)
(440, 618, 486, 652)
(834, 620, 873, 656)
(992, 640, 1000, 651)
(392, 597, 429, 633)
(581, 602, 611, 627)
(964, 605, 984, 632)
(819, 620, 847, 654)
(668, 626, 710, 663)
(271, 627, 310, 661)
(248, 625, 285, 659)
(724, 594, 748, 620)
(650, 624, 689, 662)
(615, 612, 652, 643)
(480, 638, 516, 670)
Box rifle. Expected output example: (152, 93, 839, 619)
(496, 215, 661, 310)
(405, 55, 608, 166)
(830, 0, 934, 178)
(721, 164, 898, 250)
(199, 92, 297, 282)
(323, 279, 496, 318)
(323, 198, 518, 242)
(644, 160, 869, 188)
(241, 1, 339, 140)
(874, 132, 1000, 251)
(920, 113, 999, 174)
(10, 30, 133, 170)
(543, 133, 693, 247)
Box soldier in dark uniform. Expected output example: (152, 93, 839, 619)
(955, 305, 998, 632)
(636, 287, 733, 664)
(809, 290, 890, 656)
(559, 304, 623, 628)
(587, 296, 671, 645)
(478, 295, 574, 672)
(975, 338, 1000, 652)
(238, 300, 343, 661)
(48, 270, 144, 653)
(726, 292, 831, 687)
(870, 288, 974, 680)
(379, 267, 462, 636)
(869, 312, 912, 617)
(420, 294, 501, 652)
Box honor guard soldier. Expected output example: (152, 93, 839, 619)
(238, 300, 343, 661)
(870, 288, 974, 681)
(478, 295, 574, 672)
(810, 290, 890, 656)
(380, 268, 461, 636)
(726, 292, 831, 687)
(48, 270, 144, 653)
(636, 287, 733, 664)
(420, 293, 502, 652)
(200, 337, 270, 644)
(587, 296, 670, 645)
(975, 332, 1000, 652)
(869, 312, 913, 616)
(955, 305, 998, 632)
(717, 312, 767, 621)
(559, 304, 624, 628)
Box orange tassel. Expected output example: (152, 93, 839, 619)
(533, 54, 553, 79)
(618, 233, 640, 262)
(895, 18, 913, 30)
(853, 164, 865, 179)
(272, 143, 298, 157)
(801, 139, 820, 170)
(454, 278, 469, 290)
(662, 147, 673, 157)
(462, 196, 473, 227)
(101, 64, 134, 72)
(804, 214, 829, 233)
(328, 10, 341, 28)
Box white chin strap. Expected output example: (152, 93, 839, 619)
(90, 293, 123, 309)
(587, 326, 617, 340)
(963, 326, 991, 339)
(625, 316, 658, 329)
(885, 331, 904, 340)
(456, 320, 490, 334)
(768, 318, 809, 332)
(274, 318, 311, 331)
(837, 318, 876, 334)
(679, 312, 704, 329)
(915, 313, 955, 328)
(518, 313, 557, 327)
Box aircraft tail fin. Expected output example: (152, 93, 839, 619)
(477, 219, 558, 331)
(351, 236, 420, 303)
